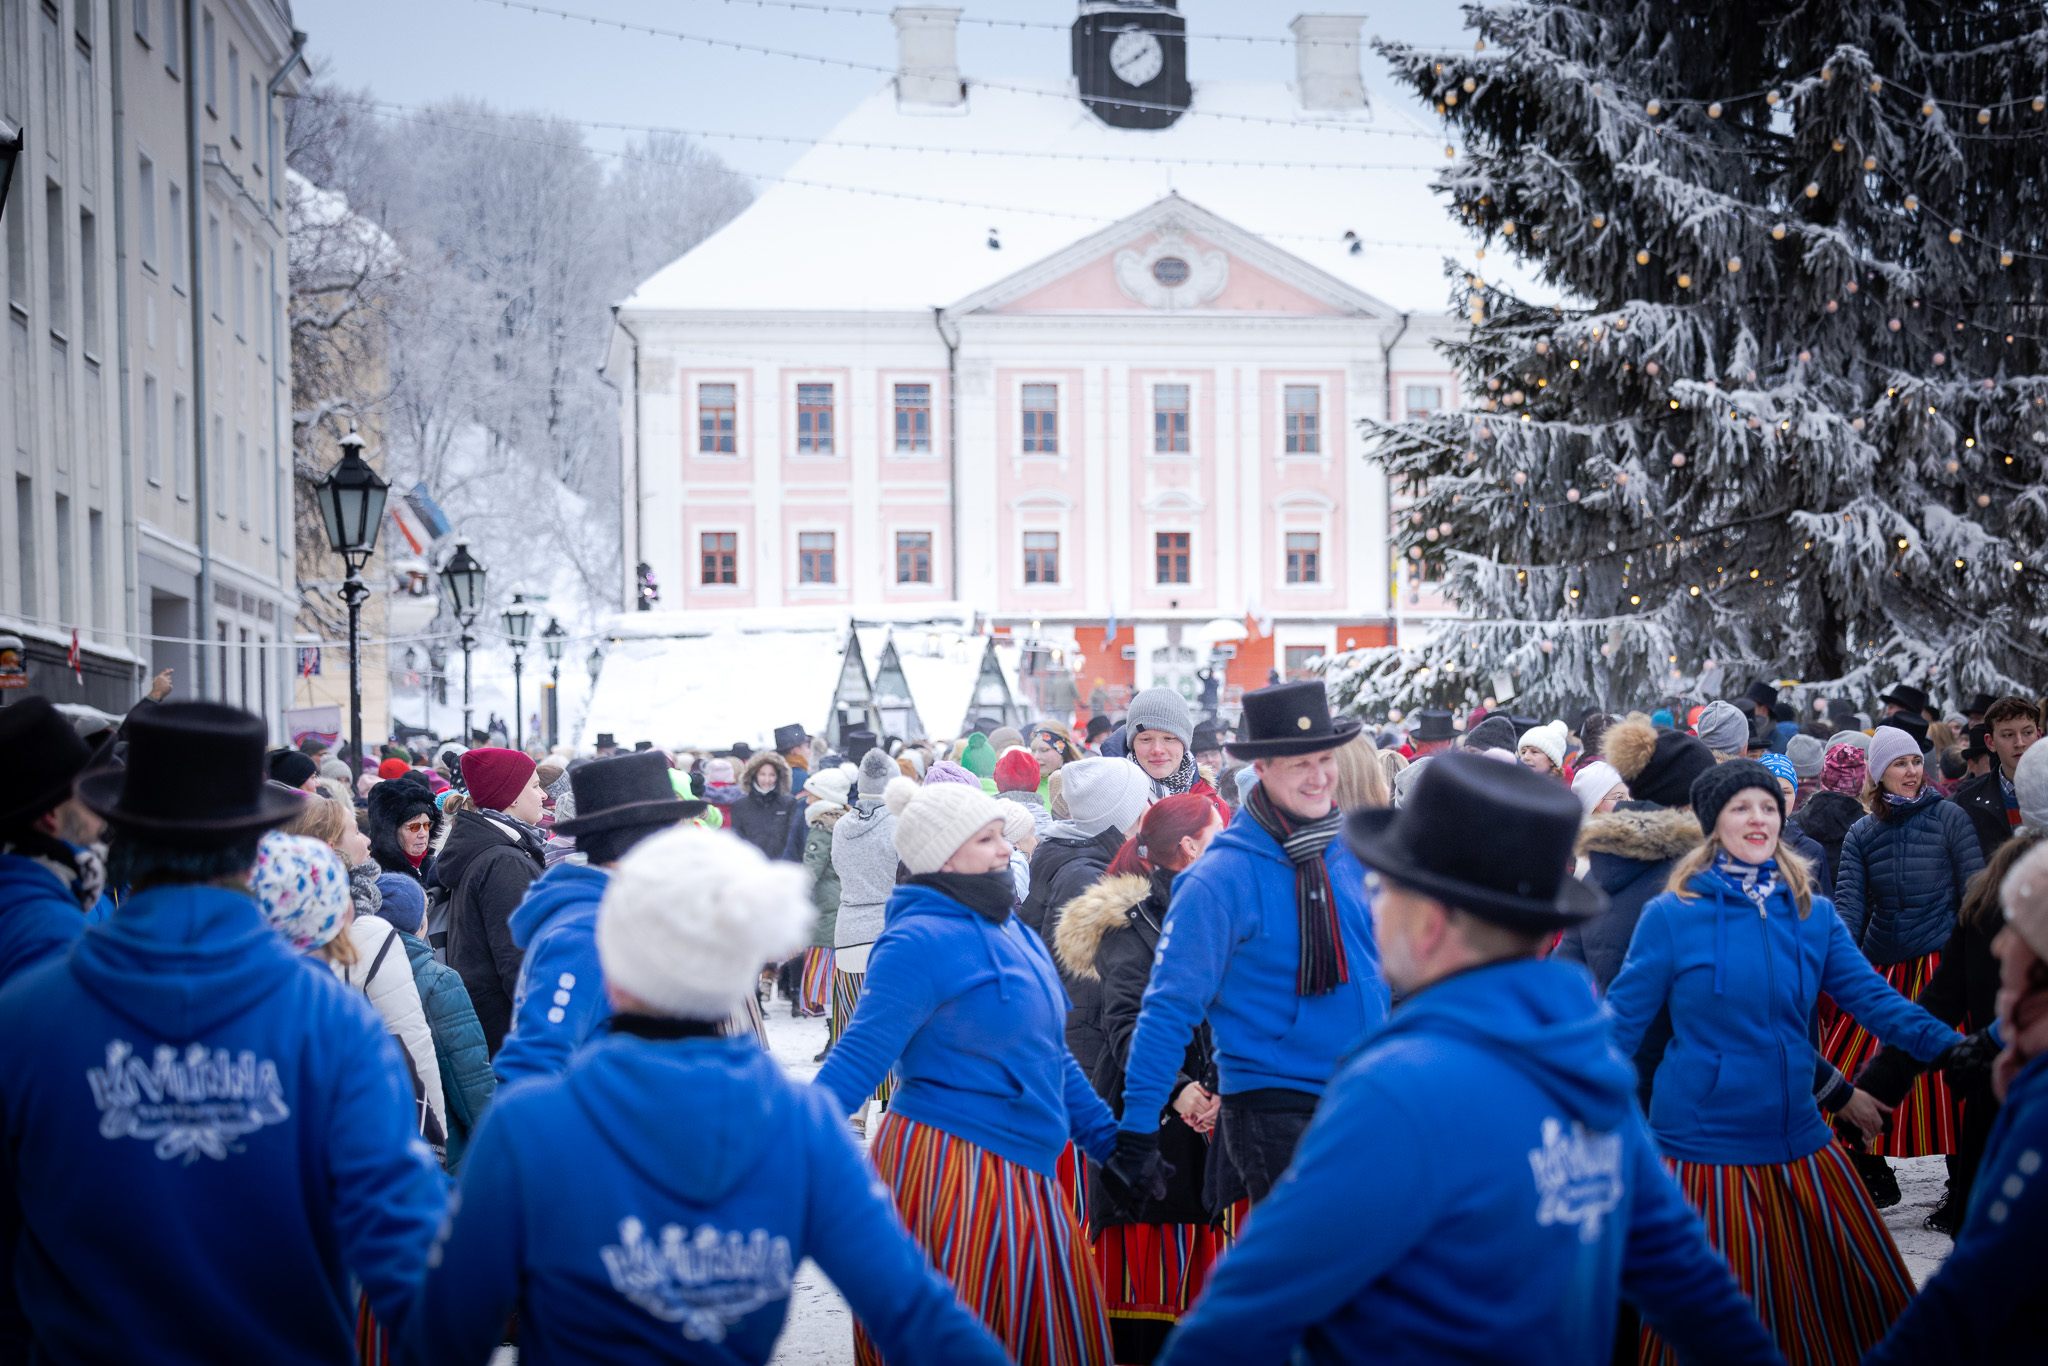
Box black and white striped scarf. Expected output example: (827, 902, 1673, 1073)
(1245, 783, 1349, 995)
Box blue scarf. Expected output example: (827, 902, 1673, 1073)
(1711, 849, 1779, 915)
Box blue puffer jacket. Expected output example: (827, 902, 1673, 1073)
(1834, 791, 1985, 964)
(0, 852, 87, 991)
(494, 863, 611, 1089)
(396, 931, 495, 1171)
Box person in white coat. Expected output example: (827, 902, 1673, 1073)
(332, 908, 447, 1142)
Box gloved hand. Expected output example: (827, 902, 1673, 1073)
(1932, 1028, 2001, 1092)
(1853, 1045, 1923, 1110)
(1102, 1129, 1173, 1203)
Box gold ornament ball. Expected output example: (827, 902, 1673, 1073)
(1949, 229, 1963, 244)
(1826, 300, 1839, 312)
(1707, 102, 1722, 118)
(2036, 95, 2047, 112)
(1671, 453, 1686, 466)
(1798, 350, 1812, 363)
(1463, 77, 1477, 92)
(1771, 225, 1787, 240)
(1805, 182, 1821, 198)
(1979, 108, 1993, 125)
(1921, 100, 1936, 116)
(1646, 99, 1660, 116)
(2002, 249, 2016, 267)
(1863, 156, 1877, 171)
(1727, 256, 1742, 272)
(1677, 272, 1693, 288)
(1904, 194, 1919, 210)
(1888, 318, 1902, 331)
(1636, 249, 1651, 264)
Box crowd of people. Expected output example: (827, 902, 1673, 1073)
(0, 666, 2045, 1365)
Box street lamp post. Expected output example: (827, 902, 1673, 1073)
(502, 594, 535, 751)
(540, 618, 566, 749)
(426, 642, 447, 740)
(438, 540, 487, 744)
(312, 427, 389, 783)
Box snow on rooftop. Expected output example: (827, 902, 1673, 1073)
(622, 78, 1505, 318)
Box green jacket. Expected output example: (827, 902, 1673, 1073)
(803, 808, 843, 949)
(399, 929, 496, 1171)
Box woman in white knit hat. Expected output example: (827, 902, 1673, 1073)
(816, 777, 1120, 1366)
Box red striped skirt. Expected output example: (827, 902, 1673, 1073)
(1640, 1144, 1913, 1366)
(799, 945, 833, 1018)
(857, 1113, 1112, 1366)
(1821, 952, 1956, 1156)
(830, 967, 894, 1109)
(1053, 1139, 1090, 1233)
(1093, 1221, 1232, 1363)
(355, 1289, 390, 1366)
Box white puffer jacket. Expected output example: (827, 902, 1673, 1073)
(331, 914, 447, 1135)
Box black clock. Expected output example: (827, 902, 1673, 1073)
(1072, 2, 1189, 129)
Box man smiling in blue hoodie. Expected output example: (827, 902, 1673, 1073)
(1157, 755, 1784, 1366)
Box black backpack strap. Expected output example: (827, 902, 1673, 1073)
(366, 922, 400, 985)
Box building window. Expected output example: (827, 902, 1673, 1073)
(227, 44, 239, 143)
(206, 214, 220, 319)
(894, 383, 930, 452)
(1153, 383, 1189, 453)
(1023, 530, 1060, 584)
(895, 530, 931, 584)
(134, 0, 150, 43)
(1406, 384, 1443, 416)
(1284, 645, 1325, 681)
(1155, 531, 1190, 585)
(1021, 383, 1058, 454)
(172, 392, 190, 498)
(143, 374, 161, 484)
(45, 183, 66, 325)
(231, 236, 244, 338)
(201, 9, 214, 111)
(167, 181, 184, 291)
(78, 210, 98, 354)
(1284, 385, 1320, 454)
(699, 531, 737, 585)
(697, 383, 736, 453)
(137, 154, 157, 269)
(1286, 531, 1321, 584)
(795, 383, 834, 454)
(161, 0, 178, 75)
(797, 531, 836, 583)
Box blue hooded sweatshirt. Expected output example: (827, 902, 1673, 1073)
(0, 883, 446, 1365)
(0, 851, 96, 989)
(1119, 807, 1388, 1131)
(494, 862, 612, 1089)
(402, 1030, 1010, 1366)
(1157, 959, 1783, 1366)
(814, 881, 1118, 1176)
(1864, 1051, 2048, 1364)
(1605, 868, 1959, 1166)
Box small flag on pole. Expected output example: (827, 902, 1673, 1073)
(1103, 605, 1118, 648)
(68, 629, 82, 684)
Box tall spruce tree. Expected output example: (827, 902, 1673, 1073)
(1338, 2, 2048, 718)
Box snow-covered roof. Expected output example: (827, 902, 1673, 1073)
(622, 79, 1496, 318)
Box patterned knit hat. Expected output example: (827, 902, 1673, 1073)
(1819, 743, 1868, 796)
(252, 831, 351, 951)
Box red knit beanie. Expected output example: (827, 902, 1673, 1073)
(461, 747, 535, 812)
(994, 748, 1042, 794)
(377, 757, 412, 782)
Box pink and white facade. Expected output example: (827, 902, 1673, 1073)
(607, 10, 1475, 704)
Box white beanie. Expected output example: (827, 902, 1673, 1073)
(884, 776, 1006, 875)
(994, 798, 1037, 847)
(1057, 757, 1152, 839)
(1519, 719, 1569, 769)
(1570, 760, 1628, 815)
(2016, 741, 2048, 830)
(806, 762, 856, 810)
(1866, 724, 1923, 789)
(597, 826, 815, 1020)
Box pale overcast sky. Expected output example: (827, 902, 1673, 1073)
(288, 0, 1475, 178)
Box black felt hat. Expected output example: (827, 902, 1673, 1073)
(594, 732, 617, 749)
(841, 728, 879, 766)
(1963, 724, 1993, 759)
(1408, 709, 1457, 744)
(77, 702, 304, 842)
(1344, 752, 1606, 931)
(1879, 683, 1931, 716)
(1743, 679, 1779, 711)
(0, 696, 95, 829)
(1965, 693, 1999, 718)
(1224, 681, 1362, 759)
(773, 723, 809, 753)
(1085, 714, 1115, 740)
(552, 750, 705, 837)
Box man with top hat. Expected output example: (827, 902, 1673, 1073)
(774, 722, 812, 795)
(494, 750, 707, 1088)
(0, 702, 445, 1362)
(1405, 708, 1457, 759)
(0, 696, 110, 989)
(1154, 754, 1783, 1365)
(1107, 680, 1389, 1210)
(1878, 681, 1934, 750)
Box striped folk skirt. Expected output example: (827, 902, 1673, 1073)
(856, 1114, 1112, 1366)
(1822, 952, 1956, 1156)
(1093, 1222, 1234, 1365)
(830, 966, 893, 1109)
(799, 945, 834, 1018)
(1640, 1144, 1913, 1366)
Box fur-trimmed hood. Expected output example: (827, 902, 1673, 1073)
(1052, 874, 1149, 982)
(367, 775, 441, 884)
(1576, 804, 1701, 862)
(805, 802, 846, 832)
(1601, 714, 1660, 783)
(739, 750, 792, 796)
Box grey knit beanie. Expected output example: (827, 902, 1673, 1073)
(1785, 732, 1825, 780)
(858, 748, 897, 796)
(1825, 729, 1871, 752)
(1056, 757, 1152, 839)
(1694, 700, 1750, 755)
(1125, 687, 1194, 748)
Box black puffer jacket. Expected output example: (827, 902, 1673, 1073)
(1019, 826, 1125, 1076)
(1054, 870, 1214, 1231)
(1558, 803, 1700, 990)
(1790, 789, 1864, 892)
(1836, 789, 1986, 963)
(729, 753, 801, 862)
(367, 775, 441, 887)
(1951, 768, 2017, 860)
(435, 808, 546, 1056)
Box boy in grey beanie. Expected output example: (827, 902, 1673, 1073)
(1693, 700, 1751, 756)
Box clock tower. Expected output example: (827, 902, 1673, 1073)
(1072, 1, 1189, 129)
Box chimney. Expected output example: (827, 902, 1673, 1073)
(894, 7, 965, 107)
(1290, 14, 1364, 111)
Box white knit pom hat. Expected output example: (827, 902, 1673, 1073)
(1518, 719, 1569, 769)
(884, 775, 1005, 874)
(597, 825, 815, 1020)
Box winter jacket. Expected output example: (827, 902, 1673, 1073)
(730, 753, 802, 863)
(701, 782, 741, 828)
(1156, 959, 1783, 1366)
(368, 775, 442, 888)
(1558, 805, 1700, 990)
(829, 796, 898, 949)
(0, 884, 444, 1364)
(1863, 1050, 2048, 1366)
(1605, 869, 1959, 1165)
(801, 807, 843, 949)
(1951, 767, 2020, 860)
(1120, 805, 1388, 1132)
(332, 914, 448, 1138)
(493, 862, 613, 1090)
(0, 850, 87, 991)
(1834, 789, 1985, 964)
(1055, 870, 1215, 1230)
(439, 807, 548, 1055)
(1019, 825, 1125, 1077)
(400, 1030, 1010, 1366)
(395, 930, 494, 1171)
(1789, 790, 1863, 892)
(815, 881, 1119, 1177)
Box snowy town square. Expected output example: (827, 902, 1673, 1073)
(4, 0, 2048, 1363)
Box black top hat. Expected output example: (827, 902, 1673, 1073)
(1224, 681, 1361, 759)
(727, 741, 754, 760)
(1879, 683, 1931, 715)
(773, 723, 809, 753)
(1743, 679, 1779, 711)
(1965, 693, 1999, 717)
(1190, 720, 1222, 753)
(1877, 712, 1933, 753)
(0, 696, 95, 829)
(1409, 709, 1457, 744)
(1508, 715, 1542, 738)
(553, 751, 706, 838)
(634, 740, 654, 753)
(1963, 723, 1993, 759)
(1085, 714, 1115, 740)
(78, 702, 304, 843)
(841, 728, 879, 765)
(1344, 752, 1607, 931)
(594, 733, 617, 749)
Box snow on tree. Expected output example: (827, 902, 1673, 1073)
(1334, 1, 2048, 718)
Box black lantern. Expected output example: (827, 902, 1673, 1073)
(502, 594, 535, 750)
(438, 540, 487, 621)
(587, 644, 604, 687)
(540, 618, 565, 747)
(541, 617, 566, 662)
(314, 428, 389, 564)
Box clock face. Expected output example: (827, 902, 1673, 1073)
(1109, 29, 1164, 87)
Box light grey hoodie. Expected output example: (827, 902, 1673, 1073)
(830, 795, 899, 948)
